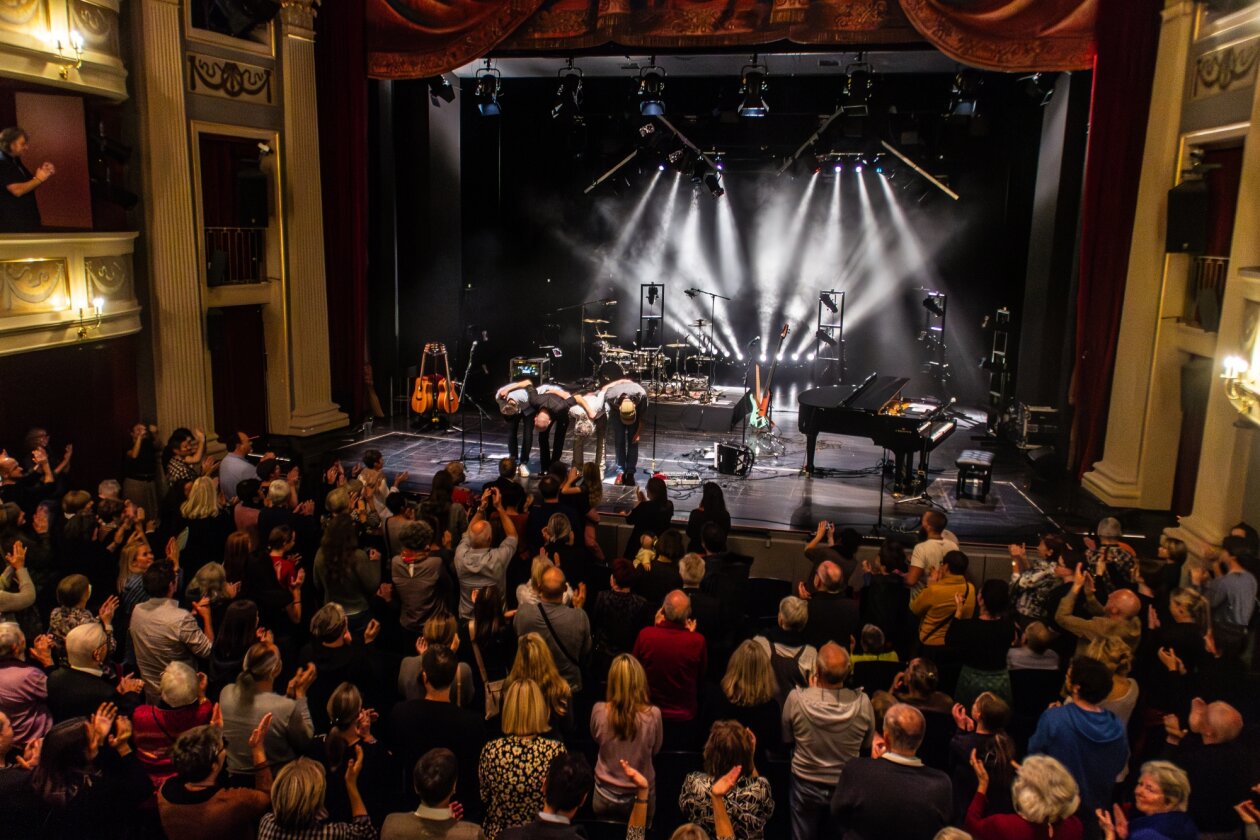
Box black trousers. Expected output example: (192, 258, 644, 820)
(506, 414, 533, 465)
(613, 416, 641, 484)
(537, 412, 571, 472)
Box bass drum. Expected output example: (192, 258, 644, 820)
(598, 362, 625, 385)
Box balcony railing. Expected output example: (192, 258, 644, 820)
(204, 226, 266, 285)
(1186, 255, 1228, 330)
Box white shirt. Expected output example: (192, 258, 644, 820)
(909, 535, 960, 596)
(604, 380, 646, 401)
(570, 392, 605, 420)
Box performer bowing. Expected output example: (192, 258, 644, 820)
(495, 382, 534, 476)
(600, 378, 647, 487)
(496, 380, 597, 472)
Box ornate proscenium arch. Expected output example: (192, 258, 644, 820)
(367, 0, 1095, 78)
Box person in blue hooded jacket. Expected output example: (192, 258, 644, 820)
(1095, 760, 1198, 840)
(1028, 655, 1128, 825)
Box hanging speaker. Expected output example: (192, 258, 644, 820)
(1165, 179, 1208, 254)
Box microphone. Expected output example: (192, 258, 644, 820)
(684, 289, 697, 298)
(746, 335, 761, 348)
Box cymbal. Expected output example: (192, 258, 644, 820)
(583, 318, 610, 324)
(692, 319, 708, 327)
(663, 342, 689, 348)
(595, 332, 617, 339)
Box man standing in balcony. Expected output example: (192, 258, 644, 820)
(0, 127, 54, 232)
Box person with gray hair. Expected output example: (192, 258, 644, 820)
(829, 702, 952, 839)
(1087, 516, 1137, 595)
(0, 125, 55, 232)
(1164, 697, 1249, 837)
(454, 486, 518, 620)
(964, 753, 1083, 838)
(391, 519, 448, 633)
(632, 590, 708, 723)
(1097, 760, 1196, 840)
(752, 596, 818, 697)
(679, 551, 723, 645)
(782, 642, 873, 840)
(0, 622, 52, 746)
(801, 559, 861, 651)
(157, 716, 274, 840)
(47, 621, 143, 721)
(131, 660, 214, 783)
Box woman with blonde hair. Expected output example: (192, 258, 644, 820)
(179, 475, 233, 577)
(965, 752, 1083, 839)
(590, 654, 663, 819)
(1097, 761, 1195, 840)
(117, 536, 157, 612)
(479, 679, 568, 839)
(506, 632, 572, 733)
(1085, 635, 1139, 727)
(712, 640, 781, 757)
(259, 754, 375, 839)
(516, 551, 575, 609)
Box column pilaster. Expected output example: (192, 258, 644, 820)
(1081, 0, 1197, 508)
(278, 0, 348, 435)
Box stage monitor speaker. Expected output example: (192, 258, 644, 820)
(1166, 179, 1208, 254)
(716, 443, 753, 476)
(237, 169, 268, 228)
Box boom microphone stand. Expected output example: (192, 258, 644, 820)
(456, 339, 492, 462)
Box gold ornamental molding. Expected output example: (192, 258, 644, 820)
(0, 231, 140, 354)
(0, 0, 127, 100)
(187, 51, 273, 104)
(279, 0, 317, 37)
(1193, 35, 1260, 100)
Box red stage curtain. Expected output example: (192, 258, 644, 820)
(316, 0, 368, 419)
(366, 0, 1095, 78)
(1068, 0, 1161, 478)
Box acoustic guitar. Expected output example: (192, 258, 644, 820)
(411, 343, 461, 415)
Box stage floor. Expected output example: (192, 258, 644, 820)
(335, 396, 1059, 543)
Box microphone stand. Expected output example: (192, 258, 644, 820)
(685, 288, 730, 394)
(455, 340, 492, 462)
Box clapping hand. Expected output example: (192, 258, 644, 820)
(620, 758, 649, 792)
(364, 619, 381, 645)
(249, 712, 273, 756)
(969, 748, 990, 792)
(98, 595, 120, 626)
(86, 703, 118, 757)
(952, 703, 975, 732)
(14, 738, 41, 770)
(1095, 804, 1128, 840)
(345, 744, 364, 786)
(5, 541, 25, 570)
(710, 764, 742, 798)
(116, 673, 144, 695)
(29, 634, 54, 668)
(1157, 647, 1186, 675)
(1162, 713, 1187, 744)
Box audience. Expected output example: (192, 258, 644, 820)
(0, 422, 1253, 840)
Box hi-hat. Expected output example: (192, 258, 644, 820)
(664, 342, 688, 348)
(583, 318, 610, 324)
(693, 319, 708, 327)
(595, 332, 617, 339)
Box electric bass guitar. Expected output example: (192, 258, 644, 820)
(749, 324, 790, 430)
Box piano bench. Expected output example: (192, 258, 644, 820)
(955, 450, 995, 502)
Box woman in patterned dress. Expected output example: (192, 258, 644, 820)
(478, 679, 567, 839)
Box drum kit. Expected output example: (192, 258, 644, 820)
(586, 317, 720, 403)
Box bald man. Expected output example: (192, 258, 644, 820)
(1054, 562, 1141, 656)
(782, 642, 874, 840)
(453, 487, 519, 620)
(513, 565, 591, 693)
(800, 561, 860, 650)
(632, 590, 707, 722)
(1166, 698, 1252, 836)
(829, 703, 952, 840)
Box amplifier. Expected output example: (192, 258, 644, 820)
(510, 356, 550, 383)
(1015, 403, 1059, 448)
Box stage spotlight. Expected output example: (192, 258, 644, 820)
(814, 328, 837, 347)
(842, 60, 874, 114)
(759, 353, 767, 363)
(691, 159, 725, 198)
(807, 352, 816, 361)
(638, 64, 666, 116)
(854, 163, 864, 173)
(821, 293, 838, 314)
(474, 66, 502, 116)
(426, 75, 455, 106)
(738, 60, 769, 118)
(551, 63, 583, 120)
(832, 162, 842, 174)
(791, 352, 800, 362)
(875, 165, 884, 174)
(949, 71, 981, 117)
(922, 294, 946, 316)
(714, 156, 724, 171)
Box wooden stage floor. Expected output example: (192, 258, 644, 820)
(334, 394, 1059, 544)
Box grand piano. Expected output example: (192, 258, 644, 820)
(798, 373, 956, 495)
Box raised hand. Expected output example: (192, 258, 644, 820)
(116, 673, 144, 695)
(287, 663, 317, 699)
(952, 703, 975, 732)
(969, 748, 990, 791)
(109, 715, 132, 749)
(710, 764, 742, 798)
(1157, 647, 1185, 675)
(249, 712, 273, 754)
(15, 737, 41, 769)
(211, 702, 223, 729)
(1072, 563, 1086, 592)
(620, 758, 649, 791)
(376, 582, 393, 603)
(354, 708, 377, 741)
(1162, 713, 1187, 743)
(165, 536, 180, 567)
(30, 634, 54, 668)
(363, 619, 381, 645)
(87, 703, 118, 756)
(256, 627, 274, 647)
(97, 595, 120, 626)
(5, 541, 25, 570)
(685, 618, 698, 633)
(345, 743, 364, 786)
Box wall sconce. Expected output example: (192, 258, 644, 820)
(1222, 354, 1259, 418)
(77, 296, 104, 340)
(55, 30, 84, 79)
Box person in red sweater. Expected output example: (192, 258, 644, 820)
(632, 590, 707, 722)
(965, 752, 1085, 840)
